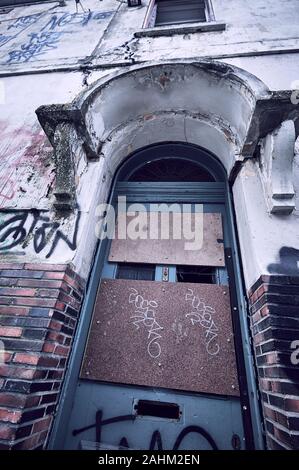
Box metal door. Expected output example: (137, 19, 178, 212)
(50, 145, 262, 450)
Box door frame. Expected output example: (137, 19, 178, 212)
(48, 143, 265, 450)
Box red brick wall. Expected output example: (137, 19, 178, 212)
(249, 275, 299, 450)
(0, 262, 85, 450)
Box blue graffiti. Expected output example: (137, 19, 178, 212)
(41, 10, 113, 31)
(0, 35, 13, 47)
(0, 14, 42, 50)
(7, 31, 64, 64)
(5, 10, 114, 64)
(7, 13, 43, 30)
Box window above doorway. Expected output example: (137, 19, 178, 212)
(154, 0, 210, 27)
(135, 0, 225, 38)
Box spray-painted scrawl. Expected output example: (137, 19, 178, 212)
(0, 10, 114, 64)
(0, 209, 80, 258)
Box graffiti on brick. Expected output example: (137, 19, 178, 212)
(0, 209, 80, 258)
(0, 10, 114, 63)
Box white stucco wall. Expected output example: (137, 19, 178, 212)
(0, 0, 298, 289)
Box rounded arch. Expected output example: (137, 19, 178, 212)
(37, 59, 271, 184)
(117, 142, 226, 182)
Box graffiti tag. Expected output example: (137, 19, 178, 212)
(72, 409, 218, 450)
(185, 288, 220, 356)
(129, 288, 163, 359)
(0, 209, 80, 258)
(1, 10, 114, 64)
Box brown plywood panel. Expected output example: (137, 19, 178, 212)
(108, 212, 224, 267)
(81, 279, 239, 397)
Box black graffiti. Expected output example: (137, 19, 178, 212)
(72, 410, 218, 450)
(268, 246, 299, 276)
(0, 209, 80, 258)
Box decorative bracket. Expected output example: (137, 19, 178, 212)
(52, 122, 77, 211)
(36, 103, 100, 211)
(260, 119, 296, 214)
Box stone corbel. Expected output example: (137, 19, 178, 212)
(36, 103, 100, 211)
(260, 119, 296, 215)
(53, 122, 77, 211)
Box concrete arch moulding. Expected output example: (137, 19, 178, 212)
(36, 60, 271, 209)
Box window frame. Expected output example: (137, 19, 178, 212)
(143, 0, 216, 29)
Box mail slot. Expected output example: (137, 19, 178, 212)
(134, 399, 181, 420)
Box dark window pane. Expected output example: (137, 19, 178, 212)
(176, 265, 215, 284)
(156, 0, 206, 26)
(128, 158, 214, 182)
(116, 263, 155, 281)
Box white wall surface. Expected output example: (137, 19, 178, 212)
(0, 0, 298, 288)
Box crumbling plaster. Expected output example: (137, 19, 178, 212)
(233, 138, 299, 289)
(0, 0, 298, 290)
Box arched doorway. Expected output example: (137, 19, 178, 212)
(50, 143, 261, 450)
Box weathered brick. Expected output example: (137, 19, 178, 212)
(0, 306, 29, 316)
(37, 356, 60, 368)
(0, 365, 36, 380)
(0, 263, 24, 270)
(38, 288, 61, 298)
(285, 398, 299, 413)
(0, 317, 50, 328)
(47, 369, 64, 380)
(43, 271, 65, 280)
(24, 263, 67, 272)
(48, 320, 63, 331)
(0, 278, 17, 287)
(3, 380, 31, 394)
(58, 292, 81, 310)
(46, 404, 56, 414)
(54, 301, 67, 312)
(0, 424, 16, 440)
(0, 287, 36, 297)
(32, 416, 52, 433)
(0, 327, 22, 338)
(54, 345, 69, 357)
(20, 407, 45, 424)
(0, 408, 22, 424)
(23, 329, 47, 340)
(13, 353, 40, 365)
(0, 270, 43, 279)
(30, 382, 54, 393)
(17, 279, 63, 289)
(250, 274, 299, 450)
(0, 393, 27, 408)
(13, 431, 44, 450)
(24, 396, 40, 409)
(29, 307, 52, 318)
(0, 263, 83, 449)
(7, 297, 57, 308)
(65, 306, 79, 318)
(15, 424, 33, 440)
(40, 393, 59, 405)
(42, 341, 55, 353)
(2, 339, 43, 352)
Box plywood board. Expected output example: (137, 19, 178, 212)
(108, 212, 224, 267)
(81, 279, 239, 397)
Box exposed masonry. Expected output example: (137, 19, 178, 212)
(0, 0, 298, 452)
(249, 275, 299, 450)
(0, 263, 85, 450)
